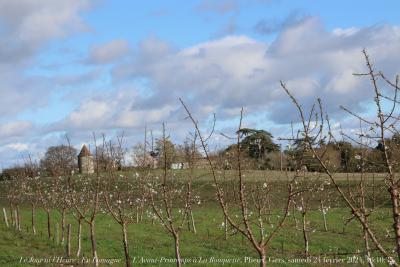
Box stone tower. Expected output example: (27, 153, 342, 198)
(78, 144, 94, 174)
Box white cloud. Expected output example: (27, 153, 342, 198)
(0, 0, 94, 118)
(110, 17, 400, 126)
(332, 27, 359, 37)
(0, 1, 94, 168)
(0, 0, 92, 63)
(68, 100, 112, 128)
(49, 17, 400, 159)
(4, 14, 400, 168)
(0, 121, 32, 139)
(5, 143, 29, 152)
(87, 39, 131, 64)
(52, 88, 176, 131)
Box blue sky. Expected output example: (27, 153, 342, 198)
(1, 0, 400, 168)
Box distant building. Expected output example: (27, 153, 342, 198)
(171, 162, 189, 170)
(78, 145, 94, 174)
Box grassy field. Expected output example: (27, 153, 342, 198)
(0, 170, 394, 266)
(127, 169, 388, 182)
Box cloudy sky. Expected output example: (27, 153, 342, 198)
(1, 0, 400, 168)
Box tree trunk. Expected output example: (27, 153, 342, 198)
(121, 222, 132, 267)
(89, 221, 99, 267)
(173, 234, 182, 267)
(66, 224, 71, 257)
(186, 213, 191, 231)
(31, 204, 36, 235)
(390, 186, 400, 261)
(364, 227, 374, 267)
(46, 209, 51, 239)
(224, 215, 228, 240)
(76, 218, 82, 257)
(16, 205, 21, 231)
(258, 249, 266, 267)
(302, 213, 309, 258)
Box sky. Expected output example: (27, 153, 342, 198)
(1, 0, 400, 168)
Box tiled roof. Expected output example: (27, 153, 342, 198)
(78, 144, 92, 157)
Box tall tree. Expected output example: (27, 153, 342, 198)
(40, 145, 77, 176)
(155, 138, 176, 168)
(237, 128, 279, 158)
(334, 141, 356, 172)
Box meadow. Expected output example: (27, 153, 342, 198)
(0, 170, 394, 267)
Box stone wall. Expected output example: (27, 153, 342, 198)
(78, 156, 94, 174)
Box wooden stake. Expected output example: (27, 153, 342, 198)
(14, 209, 18, 230)
(2, 208, 9, 227)
(9, 204, 14, 227)
(66, 224, 71, 257)
(16, 205, 21, 231)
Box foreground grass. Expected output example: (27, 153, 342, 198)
(0, 204, 394, 267)
(0, 170, 394, 266)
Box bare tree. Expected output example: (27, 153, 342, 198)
(37, 178, 57, 239)
(40, 145, 77, 176)
(147, 123, 194, 267)
(67, 177, 90, 257)
(25, 176, 40, 235)
(281, 50, 400, 265)
(103, 135, 140, 267)
(53, 176, 71, 245)
(291, 175, 321, 258)
(69, 173, 102, 265)
(180, 99, 295, 267)
(68, 134, 103, 267)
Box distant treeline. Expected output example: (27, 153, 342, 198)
(216, 129, 400, 173)
(1, 129, 400, 180)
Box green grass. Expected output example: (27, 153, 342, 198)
(0, 205, 394, 267)
(118, 169, 388, 182)
(0, 170, 395, 266)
